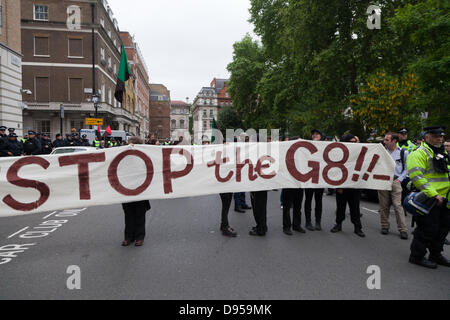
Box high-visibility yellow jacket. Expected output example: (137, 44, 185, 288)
(407, 142, 450, 208)
(398, 140, 416, 153)
(93, 140, 100, 147)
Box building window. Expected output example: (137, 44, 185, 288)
(108, 56, 112, 68)
(100, 18, 105, 28)
(180, 120, 185, 129)
(203, 120, 207, 130)
(34, 5, 49, 21)
(203, 110, 207, 117)
(114, 64, 117, 75)
(210, 110, 214, 117)
(68, 78, 82, 103)
(101, 84, 105, 102)
(70, 120, 84, 131)
(108, 88, 112, 105)
(35, 77, 50, 102)
(171, 119, 176, 129)
(100, 47, 105, 60)
(36, 120, 51, 135)
(68, 38, 83, 57)
(225, 93, 229, 98)
(107, 30, 111, 38)
(0, 6, 3, 29)
(34, 36, 49, 56)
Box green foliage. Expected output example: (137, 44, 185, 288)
(227, 0, 449, 141)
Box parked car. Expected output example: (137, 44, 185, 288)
(50, 147, 96, 155)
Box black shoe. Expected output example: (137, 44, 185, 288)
(445, 239, 450, 245)
(234, 207, 245, 213)
(305, 223, 315, 231)
(331, 224, 342, 233)
(221, 226, 237, 238)
(381, 228, 389, 235)
(400, 232, 408, 240)
(249, 229, 265, 236)
(283, 229, 293, 236)
(429, 255, 450, 267)
(409, 257, 437, 269)
(293, 226, 306, 233)
(242, 204, 252, 210)
(354, 229, 366, 238)
(315, 222, 322, 231)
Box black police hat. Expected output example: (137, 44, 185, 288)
(43, 133, 49, 137)
(8, 133, 18, 138)
(28, 130, 36, 135)
(66, 133, 72, 137)
(82, 134, 87, 138)
(398, 128, 408, 134)
(424, 126, 445, 136)
(0, 126, 6, 131)
(8, 128, 15, 132)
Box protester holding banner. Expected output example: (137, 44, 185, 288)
(219, 193, 237, 237)
(304, 130, 326, 231)
(331, 133, 365, 238)
(121, 136, 151, 247)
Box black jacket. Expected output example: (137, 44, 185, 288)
(22, 138, 42, 155)
(5, 139, 23, 156)
(53, 139, 66, 149)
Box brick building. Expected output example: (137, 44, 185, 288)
(0, 0, 23, 135)
(20, 0, 140, 137)
(149, 83, 170, 139)
(120, 32, 150, 139)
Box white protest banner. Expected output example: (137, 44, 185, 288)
(0, 141, 395, 217)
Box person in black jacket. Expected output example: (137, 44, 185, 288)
(5, 133, 23, 156)
(53, 134, 66, 149)
(304, 129, 326, 231)
(22, 131, 42, 155)
(121, 137, 151, 247)
(80, 135, 91, 147)
(64, 134, 75, 146)
(41, 134, 53, 155)
(331, 133, 365, 238)
(0, 126, 7, 142)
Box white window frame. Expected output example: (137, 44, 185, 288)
(100, 18, 105, 28)
(100, 47, 105, 60)
(34, 5, 49, 22)
(101, 83, 105, 102)
(108, 88, 112, 105)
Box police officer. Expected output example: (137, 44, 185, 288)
(305, 129, 326, 231)
(5, 133, 23, 156)
(41, 134, 53, 155)
(22, 130, 42, 155)
(53, 134, 66, 149)
(80, 134, 91, 147)
(398, 128, 416, 153)
(0, 126, 7, 142)
(72, 133, 81, 146)
(407, 126, 450, 269)
(65, 133, 75, 146)
(92, 136, 101, 148)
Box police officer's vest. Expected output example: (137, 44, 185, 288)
(398, 140, 416, 153)
(407, 142, 450, 209)
(93, 139, 100, 147)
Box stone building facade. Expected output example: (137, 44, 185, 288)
(0, 0, 23, 135)
(170, 100, 189, 139)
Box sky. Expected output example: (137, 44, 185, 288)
(108, 0, 256, 102)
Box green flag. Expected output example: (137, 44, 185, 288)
(114, 45, 131, 103)
(211, 118, 216, 144)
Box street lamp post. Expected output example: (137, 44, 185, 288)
(92, 94, 99, 118)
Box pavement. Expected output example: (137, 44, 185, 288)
(0, 191, 448, 300)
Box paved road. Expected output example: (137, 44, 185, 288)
(0, 191, 448, 300)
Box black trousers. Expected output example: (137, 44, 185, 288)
(411, 204, 450, 259)
(250, 191, 268, 234)
(234, 192, 246, 209)
(335, 189, 362, 230)
(124, 206, 147, 241)
(220, 193, 233, 230)
(282, 188, 303, 230)
(305, 188, 324, 224)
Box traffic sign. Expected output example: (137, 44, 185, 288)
(85, 118, 104, 126)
